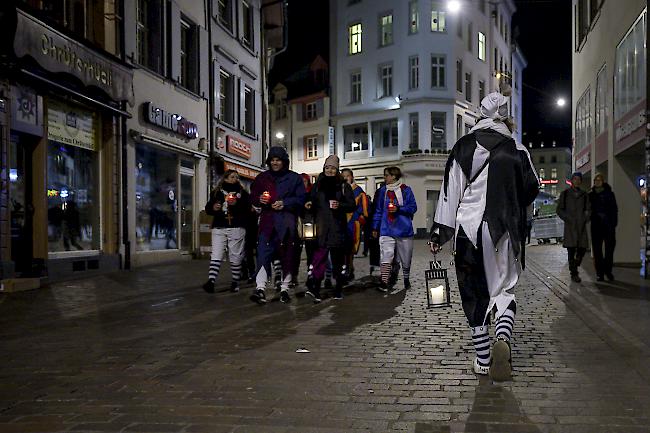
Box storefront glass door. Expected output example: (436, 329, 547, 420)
(179, 164, 194, 253)
(9, 132, 33, 274)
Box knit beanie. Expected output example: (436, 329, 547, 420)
(324, 154, 340, 170)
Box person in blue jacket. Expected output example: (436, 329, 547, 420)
(372, 166, 417, 291)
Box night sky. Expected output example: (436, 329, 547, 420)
(271, 0, 572, 148)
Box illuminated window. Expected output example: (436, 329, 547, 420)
(349, 23, 362, 54)
(409, 56, 419, 90)
(478, 32, 486, 61)
(409, 0, 419, 34)
(431, 2, 446, 32)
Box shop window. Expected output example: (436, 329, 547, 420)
(135, 144, 178, 251)
(180, 18, 199, 93)
(47, 141, 100, 253)
(344, 123, 369, 153)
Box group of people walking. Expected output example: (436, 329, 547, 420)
(201, 88, 619, 383)
(202, 146, 418, 306)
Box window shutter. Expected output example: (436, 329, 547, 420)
(297, 137, 304, 161)
(318, 135, 325, 157)
(170, 1, 181, 82)
(199, 27, 209, 98)
(239, 78, 246, 130)
(295, 104, 303, 122)
(213, 62, 220, 119)
(316, 100, 325, 119)
(123, 0, 136, 63)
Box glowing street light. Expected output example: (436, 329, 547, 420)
(556, 98, 566, 107)
(275, 131, 285, 140)
(447, 0, 461, 13)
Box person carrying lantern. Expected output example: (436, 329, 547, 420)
(249, 147, 306, 304)
(429, 91, 539, 381)
(372, 166, 418, 292)
(202, 170, 251, 293)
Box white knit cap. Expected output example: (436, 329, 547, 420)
(479, 92, 509, 121)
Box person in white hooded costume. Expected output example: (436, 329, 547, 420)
(429, 91, 539, 381)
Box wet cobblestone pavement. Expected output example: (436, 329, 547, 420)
(1, 241, 649, 433)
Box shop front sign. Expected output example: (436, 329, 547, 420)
(227, 136, 252, 159)
(224, 161, 260, 180)
(144, 102, 199, 139)
(47, 99, 98, 151)
(615, 108, 645, 143)
(12, 10, 133, 103)
(575, 152, 590, 169)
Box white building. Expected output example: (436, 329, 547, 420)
(571, 0, 647, 267)
(330, 0, 521, 235)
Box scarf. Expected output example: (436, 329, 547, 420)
(385, 180, 404, 205)
(469, 118, 512, 137)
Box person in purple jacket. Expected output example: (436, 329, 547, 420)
(372, 166, 418, 292)
(249, 147, 306, 304)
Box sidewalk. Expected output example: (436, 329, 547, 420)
(0, 241, 648, 433)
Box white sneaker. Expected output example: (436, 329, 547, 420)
(473, 357, 489, 375)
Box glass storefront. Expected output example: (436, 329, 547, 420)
(135, 144, 178, 251)
(46, 100, 100, 253)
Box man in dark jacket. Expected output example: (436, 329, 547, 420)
(249, 147, 306, 304)
(557, 172, 590, 283)
(589, 173, 618, 281)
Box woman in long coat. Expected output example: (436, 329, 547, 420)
(304, 155, 355, 302)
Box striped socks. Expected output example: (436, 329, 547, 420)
(272, 259, 282, 284)
(380, 262, 392, 284)
(471, 326, 491, 367)
(495, 307, 516, 342)
(208, 260, 221, 282)
(230, 261, 242, 285)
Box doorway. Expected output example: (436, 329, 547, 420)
(9, 131, 35, 275)
(179, 161, 195, 254)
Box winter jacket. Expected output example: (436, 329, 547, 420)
(250, 169, 306, 239)
(205, 184, 250, 229)
(557, 187, 589, 248)
(372, 184, 418, 238)
(308, 174, 356, 248)
(589, 183, 618, 233)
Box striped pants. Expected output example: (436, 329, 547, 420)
(208, 227, 246, 284)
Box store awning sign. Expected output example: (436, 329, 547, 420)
(144, 102, 199, 139)
(227, 136, 252, 159)
(47, 99, 98, 151)
(12, 10, 134, 104)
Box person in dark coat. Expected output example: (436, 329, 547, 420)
(367, 190, 381, 275)
(557, 172, 590, 283)
(292, 174, 316, 285)
(242, 204, 259, 284)
(589, 173, 618, 281)
(304, 155, 356, 302)
(249, 146, 306, 304)
(202, 170, 251, 293)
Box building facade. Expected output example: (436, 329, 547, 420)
(529, 147, 572, 198)
(0, 1, 132, 280)
(330, 0, 521, 235)
(572, 0, 646, 266)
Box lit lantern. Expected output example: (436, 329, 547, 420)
(299, 221, 317, 240)
(226, 192, 237, 204)
(425, 259, 451, 308)
(261, 191, 271, 202)
(387, 202, 397, 212)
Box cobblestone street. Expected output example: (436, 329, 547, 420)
(1, 241, 649, 433)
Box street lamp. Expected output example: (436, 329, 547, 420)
(556, 98, 567, 108)
(275, 131, 285, 140)
(447, 0, 461, 13)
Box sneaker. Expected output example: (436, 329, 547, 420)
(305, 290, 322, 304)
(230, 282, 240, 293)
(333, 289, 343, 300)
(388, 273, 398, 286)
(202, 280, 215, 293)
(473, 357, 489, 375)
(250, 289, 267, 304)
(404, 278, 411, 290)
(280, 290, 291, 303)
(376, 282, 389, 293)
(606, 273, 615, 281)
(571, 273, 582, 283)
(490, 337, 512, 381)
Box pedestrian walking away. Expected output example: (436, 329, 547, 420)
(589, 173, 618, 281)
(249, 146, 306, 304)
(557, 172, 590, 283)
(304, 155, 356, 303)
(342, 168, 369, 282)
(202, 170, 251, 294)
(429, 91, 539, 381)
(372, 166, 418, 292)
